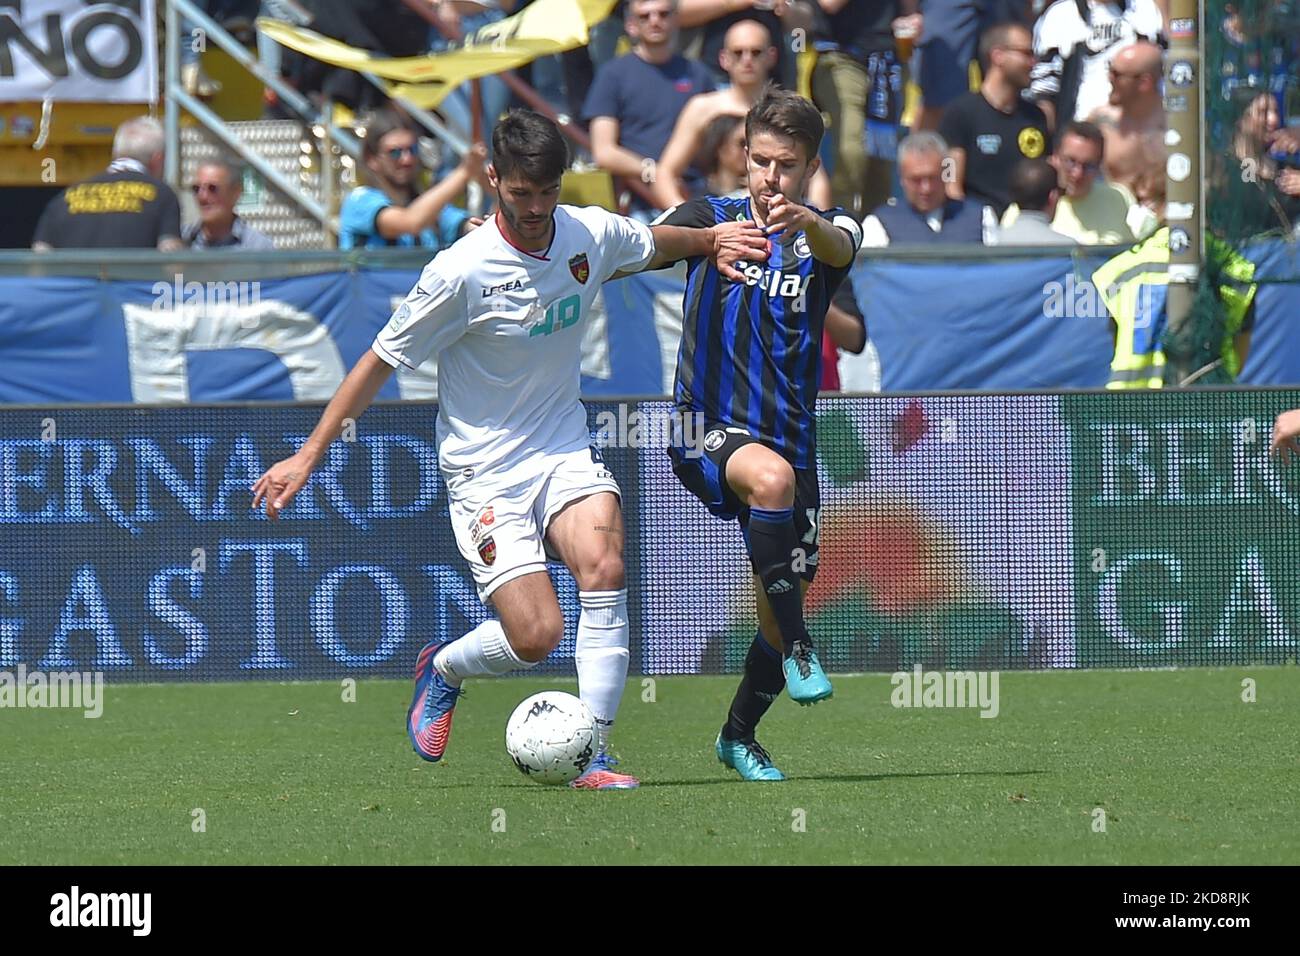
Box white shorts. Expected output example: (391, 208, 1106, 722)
(445, 447, 621, 603)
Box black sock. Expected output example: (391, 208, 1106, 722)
(722, 633, 786, 742)
(745, 506, 808, 655)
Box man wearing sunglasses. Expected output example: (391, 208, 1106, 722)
(183, 158, 275, 251)
(939, 22, 1048, 219)
(651, 19, 781, 210)
(339, 110, 489, 251)
(582, 0, 716, 220)
(1085, 41, 1166, 199)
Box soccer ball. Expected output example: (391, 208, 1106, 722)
(505, 691, 596, 785)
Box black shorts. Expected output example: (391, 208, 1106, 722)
(668, 423, 821, 583)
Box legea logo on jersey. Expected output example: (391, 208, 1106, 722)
(482, 278, 524, 298)
(389, 302, 411, 330)
(736, 261, 812, 300)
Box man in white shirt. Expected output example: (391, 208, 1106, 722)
(253, 110, 767, 790)
(1031, 0, 1164, 130)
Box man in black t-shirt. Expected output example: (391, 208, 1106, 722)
(33, 117, 182, 252)
(938, 21, 1048, 216)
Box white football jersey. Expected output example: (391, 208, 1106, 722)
(372, 205, 655, 480)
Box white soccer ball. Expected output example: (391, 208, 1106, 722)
(505, 691, 596, 785)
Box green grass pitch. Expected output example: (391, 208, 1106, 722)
(3, 669, 1298, 865)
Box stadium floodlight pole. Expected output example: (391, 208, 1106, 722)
(1163, 0, 1205, 386)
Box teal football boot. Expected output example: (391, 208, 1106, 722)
(716, 733, 785, 781)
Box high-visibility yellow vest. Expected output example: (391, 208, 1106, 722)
(1092, 227, 1257, 389)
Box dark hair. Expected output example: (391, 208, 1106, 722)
(1231, 86, 1277, 134)
(360, 109, 414, 160)
(1058, 120, 1106, 157)
(978, 21, 1030, 71)
(745, 87, 824, 161)
(492, 109, 570, 185)
(696, 113, 744, 177)
(1008, 158, 1058, 211)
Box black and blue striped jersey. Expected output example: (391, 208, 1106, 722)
(661, 194, 861, 469)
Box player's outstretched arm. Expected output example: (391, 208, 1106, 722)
(251, 350, 394, 519)
(1270, 408, 1300, 465)
(642, 220, 770, 281)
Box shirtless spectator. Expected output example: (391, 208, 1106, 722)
(678, 0, 790, 87)
(651, 19, 831, 209)
(1087, 42, 1165, 198)
(651, 19, 777, 209)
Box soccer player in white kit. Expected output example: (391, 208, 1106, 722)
(252, 110, 769, 789)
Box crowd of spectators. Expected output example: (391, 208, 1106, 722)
(41, 2, 1300, 252)
(25, 1, 1300, 389)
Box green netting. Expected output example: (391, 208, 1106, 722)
(1206, 0, 1300, 243)
(1167, 3, 1300, 384)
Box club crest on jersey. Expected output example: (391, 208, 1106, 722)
(703, 429, 726, 452)
(477, 536, 497, 566)
(794, 234, 811, 258)
(569, 252, 590, 284)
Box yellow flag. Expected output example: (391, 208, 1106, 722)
(257, 0, 617, 109)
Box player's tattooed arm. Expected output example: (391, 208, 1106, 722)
(251, 350, 394, 520)
(763, 194, 855, 267)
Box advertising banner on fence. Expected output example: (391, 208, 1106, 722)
(1067, 390, 1300, 667)
(0, 0, 158, 103)
(0, 243, 1298, 404)
(638, 397, 1078, 674)
(0, 404, 640, 680)
(4, 393, 1297, 681)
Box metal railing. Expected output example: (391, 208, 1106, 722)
(163, 0, 364, 236)
(0, 243, 1156, 279)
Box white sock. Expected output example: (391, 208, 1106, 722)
(434, 618, 535, 684)
(576, 589, 630, 755)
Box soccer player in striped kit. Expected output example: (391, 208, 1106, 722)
(656, 88, 863, 780)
